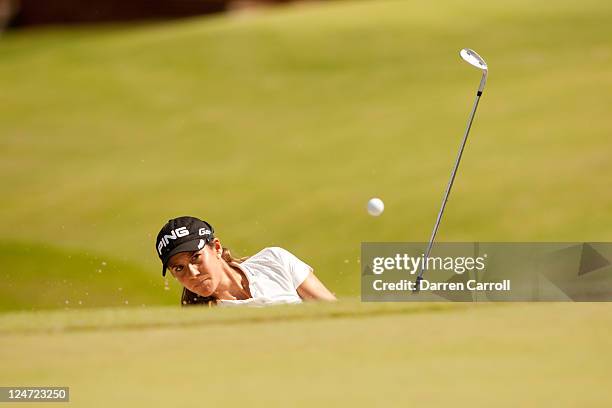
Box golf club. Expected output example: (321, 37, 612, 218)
(414, 48, 488, 292)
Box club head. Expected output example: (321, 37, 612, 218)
(460, 48, 487, 70)
(460, 48, 488, 93)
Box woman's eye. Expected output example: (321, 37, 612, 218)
(191, 253, 200, 262)
(175, 266, 183, 273)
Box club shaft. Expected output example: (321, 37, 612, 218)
(417, 90, 482, 280)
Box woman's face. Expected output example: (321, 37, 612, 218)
(167, 241, 223, 297)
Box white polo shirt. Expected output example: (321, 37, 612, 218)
(217, 247, 312, 307)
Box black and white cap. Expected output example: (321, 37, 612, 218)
(155, 216, 215, 276)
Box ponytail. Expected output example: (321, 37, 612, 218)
(220, 246, 249, 265)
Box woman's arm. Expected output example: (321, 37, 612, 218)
(297, 272, 337, 301)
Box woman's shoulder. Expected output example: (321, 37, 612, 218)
(247, 247, 295, 263)
(243, 247, 312, 289)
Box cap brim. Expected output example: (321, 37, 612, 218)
(161, 239, 208, 276)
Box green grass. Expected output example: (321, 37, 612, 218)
(1, 0, 611, 309)
(1, 302, 611, 407)
(0, 241, 175, 311)
(0, 299, 464, 334)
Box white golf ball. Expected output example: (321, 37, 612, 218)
(367, 198, 384, 216)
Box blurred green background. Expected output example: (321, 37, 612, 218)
(1, 0, 611, 311)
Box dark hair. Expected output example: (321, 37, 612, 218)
(181, 287, 215, 307)
(179, 243, 249, 307)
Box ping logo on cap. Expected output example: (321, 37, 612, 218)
(156, 227, 213, 255)
(157, 227, 190, 255)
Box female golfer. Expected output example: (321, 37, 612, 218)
(156, 216, 336, 306)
